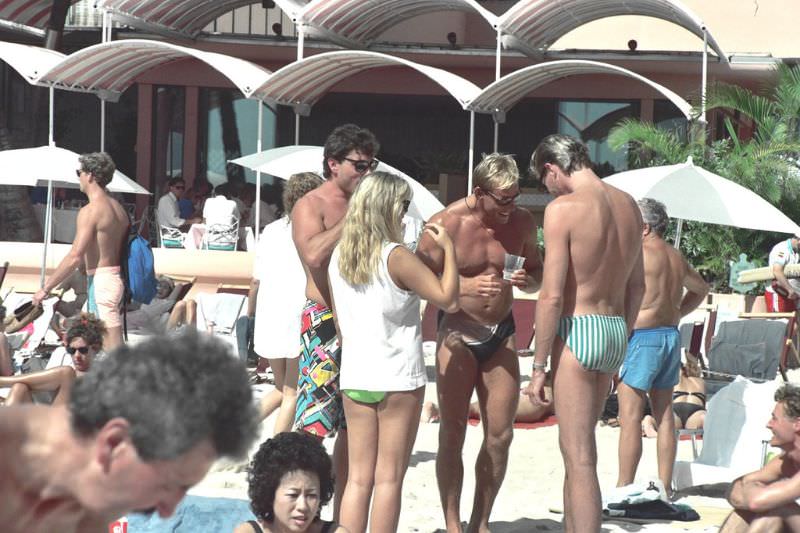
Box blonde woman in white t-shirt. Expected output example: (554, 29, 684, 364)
(328, 172, 459, 533)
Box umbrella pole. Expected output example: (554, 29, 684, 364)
(467, 111, 475, 194)
(255, 100, 263, 243)
(675, 218, 684, 249)
(48, 87, 54, 147)
(40, 180, 54, 287)
(295, 113, 300, 146)
(493, 119, 499, 152)
(701, 28, 708, 123)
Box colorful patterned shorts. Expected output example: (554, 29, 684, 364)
(294, 300, 346, 437)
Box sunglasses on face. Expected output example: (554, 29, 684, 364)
(75, 169, 83, 177)
(343, 157, 379, 173)
(172, 185, 185, 190)
(66, 345, 90, 355)
(481, 188, 519, 206)
(402, 199, 410, 213)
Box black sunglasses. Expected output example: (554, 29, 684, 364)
(481, 188, 519, 206)
(343, 157, 379, 173)
(402, 199, 410, 213)
(66, 345, 90, 355)
(75, 169, 83, 177)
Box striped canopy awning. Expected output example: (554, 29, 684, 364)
(250, 50, 480, 111)
(468, 59, 693, 120)
(0, 0, 81, 36)
(0, 40, 65, 81)
(300, 0, 497, 48)
(498, 0, 726, 61)
(97, 0, 262, 39)
(35, 39, 271, 100)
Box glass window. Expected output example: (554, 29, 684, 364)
(152, 86, 185, 185)
(199, 89, 277, 188)
(557, 100, 640, 177)
(654, 99, 688, 141)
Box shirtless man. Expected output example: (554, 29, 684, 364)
(32, 152, 129, 350)
(0, 332, 257, 533)
(720, 384, 800, 532)
(525, 134, 645, 532)
(616, 198, 708, 493)
(291, 123, 380, 514)
(417, 153, 542, 533)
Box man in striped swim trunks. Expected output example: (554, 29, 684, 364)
(32, 152, 129, 350)
(291, 124, 380, 517)
(525, 134, 645, 532)
(616, 198, 708, 495)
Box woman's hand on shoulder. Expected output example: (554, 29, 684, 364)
(423, 222, 452, 250)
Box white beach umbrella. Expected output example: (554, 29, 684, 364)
(230, 145, 444, 221)
(0, 145, 150, 284)
(603, 157, 800, 245)
(0, 145, 150, 194)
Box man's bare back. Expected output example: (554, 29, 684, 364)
(425, 198, 537, 324)
(292, 180, 349, 308)
(548, 180, 642, 318)
(635, 238, 689, 328)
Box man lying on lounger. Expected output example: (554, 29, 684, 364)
(0, 332, 257, 533)
(720, 384, 800, 532)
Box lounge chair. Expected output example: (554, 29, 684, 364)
(673, 377, 779, 490)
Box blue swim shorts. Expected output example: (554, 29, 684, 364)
(619, 326, 681, 391)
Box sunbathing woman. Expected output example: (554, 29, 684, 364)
(0, 312, 105, 406)
(234, 432, 347, 533)
(642, 351, 705, 436)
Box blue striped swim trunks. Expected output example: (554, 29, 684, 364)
(557, 315, 628, 373)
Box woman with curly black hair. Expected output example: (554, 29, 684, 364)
(0, 312, 105, 405)
(235, 432, 348, 533)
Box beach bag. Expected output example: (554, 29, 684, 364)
(124, 234, 157, 305)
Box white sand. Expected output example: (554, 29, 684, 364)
(194, 358, 732, 532)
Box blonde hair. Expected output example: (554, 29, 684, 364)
(337, 172, 411, 285)
(283, 172, 324, 215)
(473, 153, 519, 191)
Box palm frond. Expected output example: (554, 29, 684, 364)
(704, 83, 776, 128)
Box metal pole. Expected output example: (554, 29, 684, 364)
(467, 111, 475, 193)
(493, 119, 499, 152)
(41, 181, 53, 287)
(493, 28, 501, 152)
(675, 218, 684, 249)
(100, 10, 110, 151)
(255, 100, 263, 243)
(295, 113, 300, 146)
(48, 87, 54, 147)
(701, 28, 708, 123)
(295, 24, 304, 145)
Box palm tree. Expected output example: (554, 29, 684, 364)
(607, 64, 800, 289)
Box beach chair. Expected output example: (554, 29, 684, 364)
(159, 225, 185, 249)
(195, 291, 248, 358)
(203, 216, 239, 251)
(673, 377, 778, 490)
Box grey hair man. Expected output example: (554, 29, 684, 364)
(32, 152, 130, 350)
(0, 332, 258, 533)
(616, 198, 708, 494)
(720, 384, 800, 532)
(524, 134, 645, 532)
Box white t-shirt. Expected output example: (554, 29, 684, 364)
(328, 242, 426, 392)
(203, 195, 240, 227)
(767, 239, 800, 293)
(253, 218, 305, 359)
(157, 192, 184, 228)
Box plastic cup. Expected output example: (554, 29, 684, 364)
(503, 253, 525, 280)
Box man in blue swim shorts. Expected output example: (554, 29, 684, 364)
(616, 198, 708, 495)
(525, 135, 645, 532)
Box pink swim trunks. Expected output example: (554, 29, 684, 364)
(87, 266, 124, 328)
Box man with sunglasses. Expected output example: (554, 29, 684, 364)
(416, 152, 542, 533)
(32, 152, 129, 350)
(290, 123, 380, 515)
(157, 177, 202, 231)
(526, 134, 645, 532)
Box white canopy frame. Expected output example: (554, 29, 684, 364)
(250, 50, 481, 187)
(469, 59, 695, 160)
